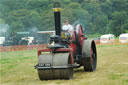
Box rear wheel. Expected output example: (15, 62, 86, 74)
(82, 40, 97, 72)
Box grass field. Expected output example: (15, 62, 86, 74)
(0, 44, 128, 85)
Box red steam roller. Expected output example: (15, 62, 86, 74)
(35, 2, 97, 80)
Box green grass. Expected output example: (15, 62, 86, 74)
(0, 44, 128, 85)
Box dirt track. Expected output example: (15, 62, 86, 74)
(0, 44, 47, 52)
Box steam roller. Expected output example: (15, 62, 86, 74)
(34, 2, 97, 80)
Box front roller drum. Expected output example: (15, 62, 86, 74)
(82, 40, 97, 72)
(38, 68, 73, 80)
(37, 53, 73, 80)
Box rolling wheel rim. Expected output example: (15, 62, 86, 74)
(91, 49, 94, 65)
(91, 48, 96, 69)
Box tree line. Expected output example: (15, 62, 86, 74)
(0, 0, 128, 37)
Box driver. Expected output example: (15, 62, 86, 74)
(62, 20, 73, 38)
(62, 20, 73, 32)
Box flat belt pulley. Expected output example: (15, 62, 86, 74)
(36, 53, 73, 80)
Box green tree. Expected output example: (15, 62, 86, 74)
(109, 11, 128, 36)
(100, 1, 112, 19)
(62, 8, 75, 24)
(93, 15, 108, 34)
(40, 10, 54, 31)
(9, 21, 24, 35)
(69, 2, 81, 9)
(0, 0, 128, 36)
